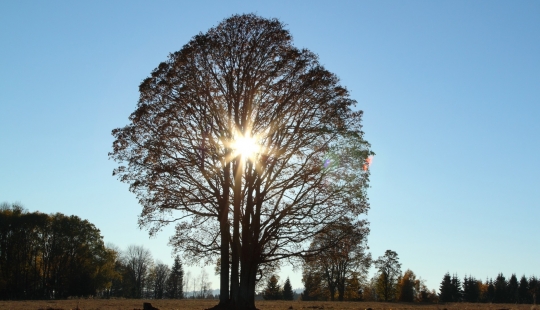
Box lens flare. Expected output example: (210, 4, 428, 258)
(363, 155, 373, 171)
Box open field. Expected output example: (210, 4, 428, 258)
(0, 300, 538, 310)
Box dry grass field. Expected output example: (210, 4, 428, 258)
(0, 299, 538, 310)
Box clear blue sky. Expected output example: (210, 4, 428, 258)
(1, 1, 539, 292)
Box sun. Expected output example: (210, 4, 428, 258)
(232, 133, 260, 161)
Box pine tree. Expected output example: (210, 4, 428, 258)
(263, 275, 282, 300)
(507, 274, 518, 303)
(486, 278, 495, 303)
(463, 275, 480, 303)
(494, 273, 507, 303)
(439, 273, 453, 302)
(165, 255, 184, 299)
(529, 276, 539, 305)
(450, 274, 462, 302)
(518, 275, 529, 303)
(283, 277, 294, 300)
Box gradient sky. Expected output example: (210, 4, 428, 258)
(1, 1, 539, 292)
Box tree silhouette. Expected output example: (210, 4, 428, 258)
(282, 277, 294, 301)
(462, 275, 480, 303)
(439, 273, 452, 302)
(486, 278, 495, 303)
(151, 262, 169, 299)
(374, 250, 401, 301)
(450, 274, 462, 302)
(529, 276, 539, 305)
(123, 245, 152, 298)
(0, 203, 117, 299)
(494, 273, 507, 303)
(518, 275, 529, 303)
(507, 273, 518, 303)
(110, 13, 372, 310)
(301, 271, 323, 301)
(166, 255, 184, 299)
(304, 218, 371, 301)
(397, 269, 418, 302)
(262, 275, 282, 300)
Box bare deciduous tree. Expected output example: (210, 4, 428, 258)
(123, 245, 153, 298)
(151, 261, 170, 299)
(110, 13, 372, 310)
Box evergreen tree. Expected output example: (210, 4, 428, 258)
(463, 275, 480, 303)
(263, 275, 282, 300)
(518, 275, 529, 303)
(283, 277, 294, 300)
(494, 273, 507, 303)
(507, 274, 518, 303)
(439, 273, 453, 303)
(165, 255, 184, 299)
(486, 279, 495, 303)
(530, 276, 539, 305)
(450, 274, 462, 302)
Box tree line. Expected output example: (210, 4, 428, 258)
(261, 275, 295, 301)
(106, 245, 187, 300)
(439, 272, 539, 304)
(0, 202, 194, 300)
(301, 249, 435, 303)
(301, 244, 539, 305)
(0, 202, 116, 299)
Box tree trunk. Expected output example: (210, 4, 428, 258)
(231, 159, 243, 305)
(218, 165, 231, 307)
(238, 186, 258, 310)
(338, 284, 344, 301)
(219, 216, 230, 306)
(237, 259, 258, 310)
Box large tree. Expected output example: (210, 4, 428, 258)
(110, 13, 372, 310)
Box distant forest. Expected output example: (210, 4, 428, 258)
(1, 202, 538, 304)
(300, 248, 540, 304)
